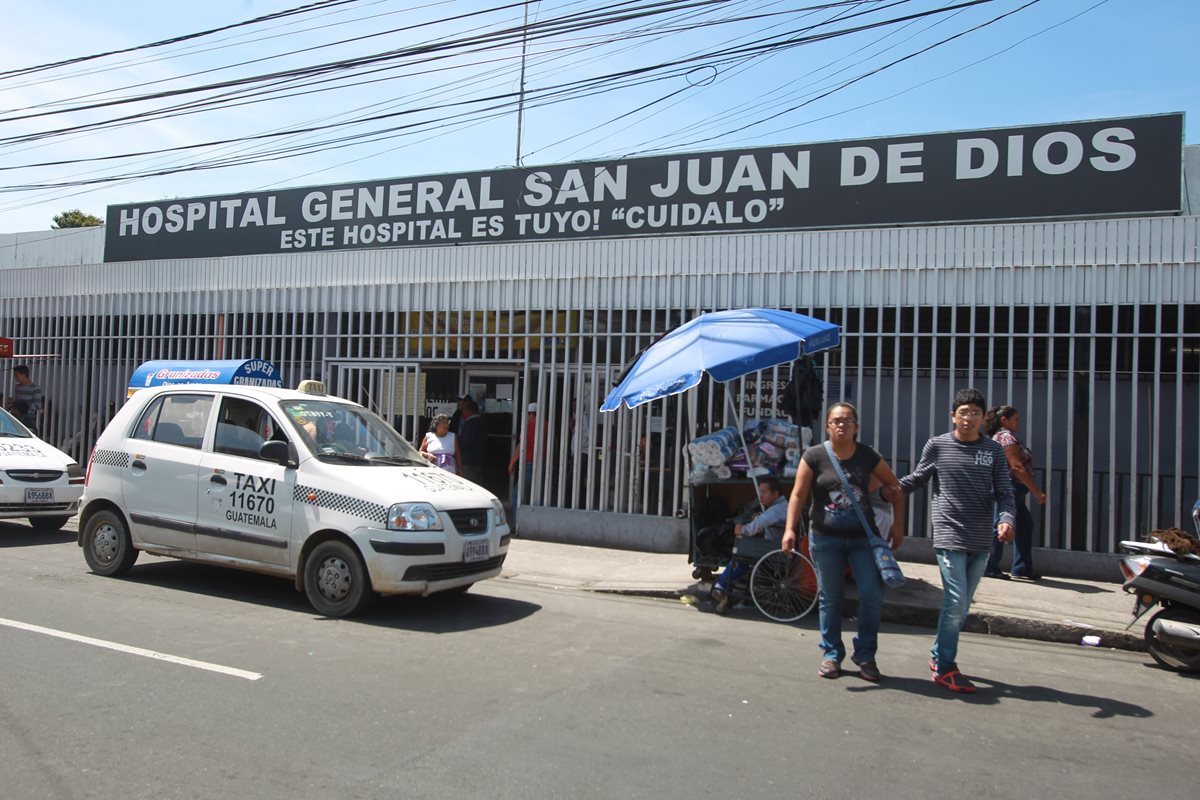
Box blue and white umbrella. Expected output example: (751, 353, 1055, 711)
(600, 308, 839, 412)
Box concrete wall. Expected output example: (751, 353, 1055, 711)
(519, 507, 1127, 581)
(518, 506, 689, 554)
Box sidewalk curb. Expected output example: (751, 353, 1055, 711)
(587, 586, 1147, 653)
(878, 601, 1146, 653)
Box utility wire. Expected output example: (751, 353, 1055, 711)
(0, 2, 982, 156)
(0, 0, 365, 80)
(0, 0, 1083, 207)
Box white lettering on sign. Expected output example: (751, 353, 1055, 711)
(341, 219, 461, 244)
(1032, 132, 1084, 175)
(616, 199, 779, 229)
(650, 152, 809, 198)
(1090, 127, 1136, 171)
(103, 115, 1172, 258)
(522, 166, 628, 207)
(840, 146, 878, 186)
(956, 128, 1137, 180)
(840, 143, 925, 186)
(279, 227, 335, 249)
(513, 210, 599, 235)
(886, 142, 924, 183)
(299, 179, 505, 223)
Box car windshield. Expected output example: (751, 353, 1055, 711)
(0, 407, 32, 438)
(278, 398, 426, 466)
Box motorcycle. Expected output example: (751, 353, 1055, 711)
(1118, 502, 1200, 673)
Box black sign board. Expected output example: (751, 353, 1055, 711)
(103, 113, 1183, 262)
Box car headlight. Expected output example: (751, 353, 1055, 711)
(386, 502, 443, 531)
(491, 498, 507, 527)
(67, 462, 85, 484)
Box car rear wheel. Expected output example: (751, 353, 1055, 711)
(304, 540, 374, 618)
(82, 510, 138, 576)
(30, 515, 70, 532)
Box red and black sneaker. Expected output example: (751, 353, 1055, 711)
(933, 668, 977, 693)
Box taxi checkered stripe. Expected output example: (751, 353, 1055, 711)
(91, 449, 130, 467)
(294, 484, 387, 524)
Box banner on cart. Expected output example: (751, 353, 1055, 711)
(104, 113, 1184, 262)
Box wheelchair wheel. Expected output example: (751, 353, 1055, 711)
(750, 548, 817, 622)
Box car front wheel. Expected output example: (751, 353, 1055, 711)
(303, 540, 374, 618)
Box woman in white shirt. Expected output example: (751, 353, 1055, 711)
(419, 414, 460, 474)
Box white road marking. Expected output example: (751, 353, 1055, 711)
(0, 616, 263, 681)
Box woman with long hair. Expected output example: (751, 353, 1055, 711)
(983, 405, 1046, 579)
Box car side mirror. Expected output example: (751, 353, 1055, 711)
(259, 440, 296, 467)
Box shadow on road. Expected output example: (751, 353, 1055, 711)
(847, 675, 1153, 718)
(0, 521, 75, 548)
(116, 559, 539, 631)
(1018, 577, 1111, 594)
(364, 591, 540, 632)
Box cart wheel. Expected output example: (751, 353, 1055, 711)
(750, 549, 817, 622)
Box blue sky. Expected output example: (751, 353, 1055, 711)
(1, 0, 1196, 233)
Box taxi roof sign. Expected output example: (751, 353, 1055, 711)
(128, 359, 283, 397)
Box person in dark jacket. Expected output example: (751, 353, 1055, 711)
(457, 397, 485, 484)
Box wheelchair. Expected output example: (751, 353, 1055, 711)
(716, 534, 818, 623)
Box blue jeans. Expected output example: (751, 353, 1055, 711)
(987, 484, 1036, 576)
(931, 549, 989, 671)
(809, 534, 883, 664)
(712, 560, 745, 593)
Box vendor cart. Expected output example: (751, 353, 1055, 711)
(601, 308, 839, 621)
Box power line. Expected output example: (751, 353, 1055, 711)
(0, 0, 1091, 211)
(0, 0, 365, 81)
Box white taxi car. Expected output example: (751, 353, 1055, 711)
(78, 381, 510, 617)
(0, 407, 84, 530)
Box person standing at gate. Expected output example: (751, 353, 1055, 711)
(891, 388, 1015, 693)
(419, 414, 460, 474)
(449, 394, 469, 434)
(983, 405, 1046, 580)
(457, 397, 485, 484)
(508, 403, 544, 526)
(12, 365, 43, 435)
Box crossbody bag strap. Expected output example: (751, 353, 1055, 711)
(823, 440, 881, 542)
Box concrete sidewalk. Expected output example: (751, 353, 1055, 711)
(498, 538, 1145, 652)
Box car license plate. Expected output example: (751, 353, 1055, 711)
(463, 539, 490, 563)
(25, 488, 54, 504)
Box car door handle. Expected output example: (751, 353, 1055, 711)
(210, 474, 228, 487)
(131, 459, 146, 469)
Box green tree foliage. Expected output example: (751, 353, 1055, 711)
(51, 209, 104, 229)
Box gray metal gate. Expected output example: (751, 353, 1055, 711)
(326, 360, 422, 442)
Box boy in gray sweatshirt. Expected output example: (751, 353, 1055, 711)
(895, 388, 1015, 693)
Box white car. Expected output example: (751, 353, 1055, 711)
(78, 382, 510, 617)
(0, 407, 84, 531)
